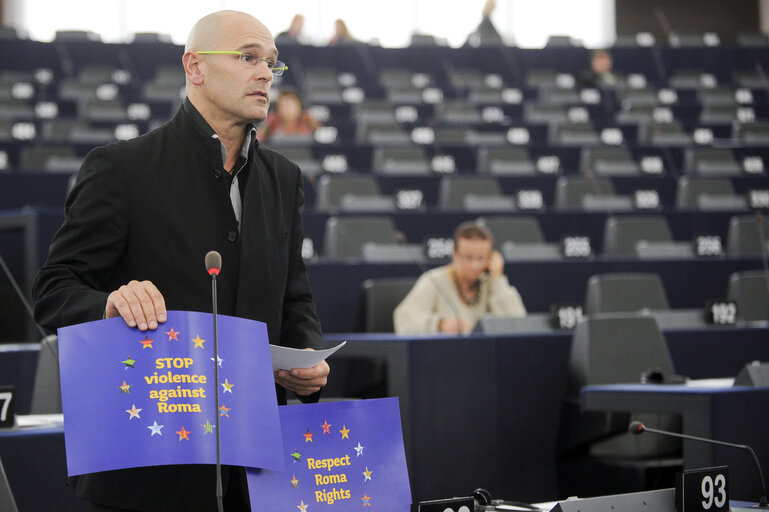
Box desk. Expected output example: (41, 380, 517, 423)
(325, 326, 769, 502)
(0, 425, 87, 512)
(581, 383, 769, 501)
(1, 327, 767, 505)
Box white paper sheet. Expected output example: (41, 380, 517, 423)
(269, 341, 346, 370)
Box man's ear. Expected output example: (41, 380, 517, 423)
(182, 52, 204, 86)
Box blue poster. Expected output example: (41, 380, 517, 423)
(58, 310, 284, 476)
(247, 398, 412, 511)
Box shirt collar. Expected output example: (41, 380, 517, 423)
(183, 97, 259, 166)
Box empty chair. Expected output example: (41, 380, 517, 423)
(276, 147, 322, 176)
(637, 121, 692, 147)
(580, 147, 640, 177)
(733, 122, 769, 146)
(548, 123, 600, 146)
(523, 102, 568, 124)
(479, 215, 562, 260)
(602, 216, 674, 257)
(478, 216, 545, 250)
(733, 69, 769, 89)
(0, 99, 35, 120)
(669, 69, 717, 89)
(31, 335, 62, 413)
(697, 88, 736, 107)
(379, 68, 430, 90)
(699, 106, 739, 125)
(537, 88, 581, 105)
(322, 216, 399, 259)
(616, 88, 659, 109)
(372, 146, 430, 175)
(726, 214, 769, 258)
(559, 313, 681, 496)
(20, 145, 82, 172)
(438, 176, 502, 210)
(728, 270, 769, 322)
(361, 277, 418, 332)
(435, 101, 482, 124)
(315, 174, 393, 212)
(525, 69, 575, 89)
(353, 101, 397, 123)
(676, 177, 745, 210)
(357, 122, 410, 146)
(80, 99, 128, 122)
(736, 32, 769, 47)
(446, 68, 486, 92)
(684, 148, 741, 177)
(585, 273, 670, 314)
(477, 147, 536, 175)
(554, 176, 615, 211)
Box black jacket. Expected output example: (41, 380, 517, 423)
(33, 101, 323, 510)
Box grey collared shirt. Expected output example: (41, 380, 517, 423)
(214, 126, 257, 232)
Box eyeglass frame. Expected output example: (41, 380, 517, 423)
(195, 50, 288, 76)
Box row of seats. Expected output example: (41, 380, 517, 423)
(359, 270, 769, 332)
(311, 174, 767, 212)
(317, 213, 769, 260)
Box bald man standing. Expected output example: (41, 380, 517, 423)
(33, 10, 328, 511)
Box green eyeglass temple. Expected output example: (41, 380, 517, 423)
(195, 51, 288, 74)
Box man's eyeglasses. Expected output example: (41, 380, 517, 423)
(195, 51, 288, 76)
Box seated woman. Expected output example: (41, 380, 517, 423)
(258, 87, 321, 142)
(394, 221, 526, 334)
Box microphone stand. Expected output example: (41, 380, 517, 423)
(631, 422, 769, 507)
(210, 271, 224, 512)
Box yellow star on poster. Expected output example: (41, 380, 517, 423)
(363, 467, 373, 482)
(119, 380, 131, 394)
(339, 425, 350, 439)
(362, 494, 371, 506)
(192, 335, 206, 348)
(321, 420, 331, 434)
(126, 404, 142, 420)
(176, 426, 190, 441)
(221, 379, 234, 393)
(165, 328, 180, 341)
(303, 429, 313, 443)
(139, 336, 154, 349)
(297, 500, 308, 512)
(290, 474, 299, 488)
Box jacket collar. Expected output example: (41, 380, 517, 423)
(175, 97, 259, 165)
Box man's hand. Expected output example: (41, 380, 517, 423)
(274, 354, 329, 396)
(105, 280, 167, 331)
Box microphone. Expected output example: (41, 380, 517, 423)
(629, 421, 769, 507)
(205, 251, 222, 276)
(205, 250, 224, 512)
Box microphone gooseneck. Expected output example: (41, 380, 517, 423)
(205, 251, 224, 512)
(629, 421, 769, 507)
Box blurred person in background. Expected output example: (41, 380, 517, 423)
(276, 13, 307, 44)
(258, 86, 320, 142)
(394, 221, 526, 334)
(329, 18, 355, 46)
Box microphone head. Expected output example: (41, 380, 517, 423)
(205, 251, 222, 276)
(628, 421, 646, 435)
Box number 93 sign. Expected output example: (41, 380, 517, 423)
(676, 466, 729, 512)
